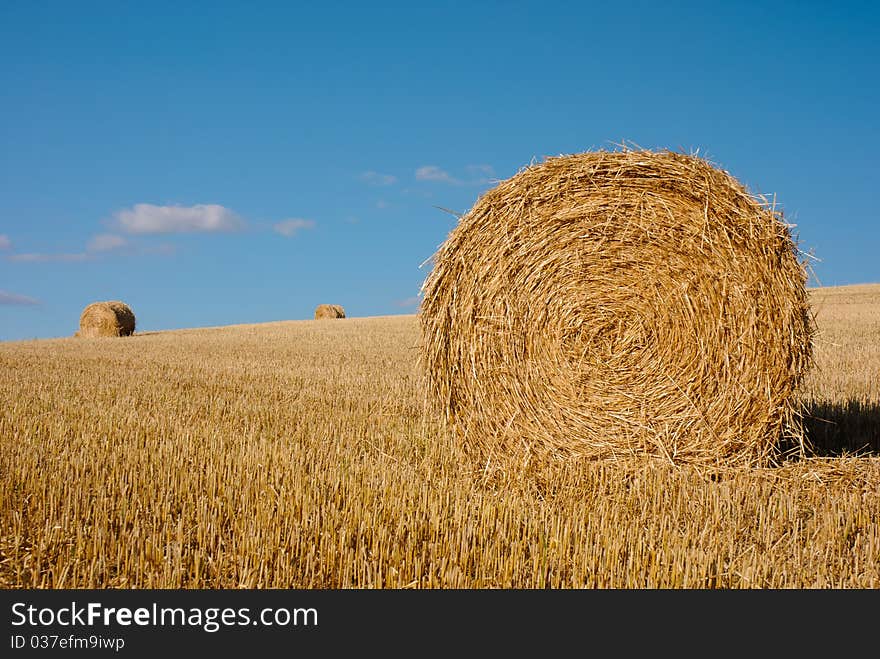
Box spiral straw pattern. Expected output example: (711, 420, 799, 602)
(420, 149, 814, 468)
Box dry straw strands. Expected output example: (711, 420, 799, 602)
(315, 304, 346, 319)
(76, 301, 136, 338)
(420, 149, 815, 469)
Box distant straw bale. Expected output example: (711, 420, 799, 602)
(419, 149, 815, 468)
(314, 304, 346, 319)
(76, 301, 136, 338)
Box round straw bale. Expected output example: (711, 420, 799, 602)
(314, 304, 346, 319)
(419, 149, 814, 468)
(77, 300, 136, 337)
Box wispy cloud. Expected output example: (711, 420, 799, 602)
(415, 164, 496, 186)
(415, 165, 459, 184)
(465, 164, 496, 184)
(0, 234, 10, 250)
(0, 289, 40, 306)
(359, 171, 397, 186)
(7, 233, 129, 263)
(87, 233, 127, 252)
(114, 203, 244, 234)
(466, 164, 495, 177)
(7, 252, 91, 263)
(395, 295, 421, 308)
(274, 218, 316, 237)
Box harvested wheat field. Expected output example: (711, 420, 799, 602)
(1, 285, 878, 588)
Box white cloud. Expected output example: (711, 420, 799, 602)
(415, 165, 458, 184)
(0, 289, 40, 306)
(415, 164, 495, 186)
(7, 234, 127, 263)
(395, 296, 421, 308)
(114, 203, 244, 234)
(466, 164, 495, 177)
(87, 233, 127, 252)
(359, 171, 397, 186)
(274, 218, 316, 237)
(465, 164, 497, 184)
(0, 234, 10, 250)
(7, 252, 90, 263)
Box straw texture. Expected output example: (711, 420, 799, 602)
(77, 301, 136, 338)
(314, 304, 346, 319)
(419, 149, 814, 468)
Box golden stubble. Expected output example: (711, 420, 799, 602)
(0, 287, 877, 588)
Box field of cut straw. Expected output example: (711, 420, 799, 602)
(1, 284, 878, 588)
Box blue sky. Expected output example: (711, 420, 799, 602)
(1, 0, 878, 341)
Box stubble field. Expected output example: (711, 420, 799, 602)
(1, 284, 878, 588)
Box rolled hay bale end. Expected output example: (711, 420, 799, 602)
(419, 149, 815, 469)
(314, 304, 346, 319)
(77, 300, 136, 337)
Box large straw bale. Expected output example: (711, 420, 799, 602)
(314, 304, 346, 319)
(76, 301, 136, 337)
(419, 149, 814, 468)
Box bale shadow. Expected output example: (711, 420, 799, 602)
(784, 399, 880, 457)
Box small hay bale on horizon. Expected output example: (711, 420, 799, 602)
(76, 300, 136, 337)
(419, 148, 815, 469)
(314, 304, 346, 319)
